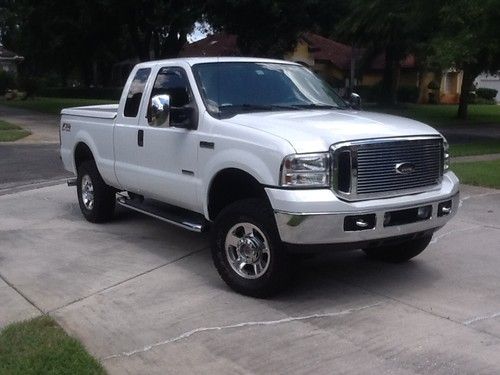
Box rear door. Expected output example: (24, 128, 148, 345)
(114, 66, 152, 191)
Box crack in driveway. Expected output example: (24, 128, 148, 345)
(464, 312, 500, 326)
(103, 302, 385, 361)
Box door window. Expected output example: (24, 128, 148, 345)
(148, 67, 194, 127)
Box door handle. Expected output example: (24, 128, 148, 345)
(138, 129, 144, 147)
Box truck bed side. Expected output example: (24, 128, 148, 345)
(60, 104, 120, 188)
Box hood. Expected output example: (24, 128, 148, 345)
(222, 109, 441, 153)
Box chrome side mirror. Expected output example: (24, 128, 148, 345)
(350, 92, 361, 110)
(149, 94, 170, 127)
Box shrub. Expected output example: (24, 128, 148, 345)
(18, 76, 41, 99)
(353, 83, 384, 103)
(0, 71, 16, 95)
(354, 83, 418, 104)
(38, 87, 123, 100)
(397, 86, 419, 103)
(476, 87, 498, 100)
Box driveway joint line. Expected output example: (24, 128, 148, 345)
(102, 301, 385, 361)
(49, 246, 209, 314)
(0, 272, 44, 314)
(332, 277, 500, 341)
(0, 179, 68, 196)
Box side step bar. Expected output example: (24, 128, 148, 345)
(116, 194, 206, 233)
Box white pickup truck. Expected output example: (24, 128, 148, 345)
(60, 57, 459, 297)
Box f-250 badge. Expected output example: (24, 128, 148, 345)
(62, 123, 71, 132)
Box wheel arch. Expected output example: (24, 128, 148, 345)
(207, 168, 270, 221)
(74, 141, 95, 170)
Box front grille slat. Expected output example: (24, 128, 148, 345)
(331, 137, 443, 200)
(356, 168, 441, 177)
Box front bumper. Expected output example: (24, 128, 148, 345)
(267, 172, 459, 245)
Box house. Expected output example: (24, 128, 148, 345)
(0, 44, 24, 75)
(179, 33, 240, 58)
(180, 32, 418, 97)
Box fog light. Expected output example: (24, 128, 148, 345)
(383, 213, 391, 226)
(438, 200, 452, 217)
(417, 206, 432, 219)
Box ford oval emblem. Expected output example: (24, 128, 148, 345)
(395, 162, 416, 175)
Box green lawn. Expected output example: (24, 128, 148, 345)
(450, 140, 500, 157)
(0, 120, 31, 142)
(0, 97, 115, 115)
(0, 316, 106, 375)
(372, 104, 500, 127)
(452, 160, 500, 189)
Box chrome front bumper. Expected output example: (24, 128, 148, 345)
(274, 192, 459, 245)
(269, 172, 460, 246)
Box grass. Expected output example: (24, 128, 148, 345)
(452, 160, 500, 189)
(371, 104, 500, 127)
(0, 316, 106, 375)
(0, 97, 115, 115)
(0, 120, 30, 142)
(450, 140, 500, 157)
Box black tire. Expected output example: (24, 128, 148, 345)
(362, 234, 433, 263)
(76, 160, 115, 223)
(211, 198, 291, 297)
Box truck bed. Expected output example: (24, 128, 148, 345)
(60, 104, 119, 119)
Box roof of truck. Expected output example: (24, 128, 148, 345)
(134, 57, 299, 69)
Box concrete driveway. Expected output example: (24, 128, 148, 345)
(1, 183, 500, 374)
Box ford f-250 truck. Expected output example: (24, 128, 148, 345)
(60, 57, 459, 297)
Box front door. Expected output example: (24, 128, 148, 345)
(135, 65, 200, 212)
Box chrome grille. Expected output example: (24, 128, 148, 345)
(331, 136, 443, 201)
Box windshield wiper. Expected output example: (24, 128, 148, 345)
(218, 104, 300, 112)
(291, 103, 340, 110)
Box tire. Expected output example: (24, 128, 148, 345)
(211, 198, 291, 297)
(362, 234, 433, 263)
(76, 160, 116, 223)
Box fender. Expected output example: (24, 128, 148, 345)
(201, 148, 278, 219)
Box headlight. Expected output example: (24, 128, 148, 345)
(443, 137, 449, 171)
(280, 152, 330, 187)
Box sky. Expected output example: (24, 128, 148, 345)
(187, 21, 211, 43)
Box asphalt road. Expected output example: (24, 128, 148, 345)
(0, 143, 71, 193)
(1, 183, 499, 374)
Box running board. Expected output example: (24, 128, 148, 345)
(116, 194, 206, 232)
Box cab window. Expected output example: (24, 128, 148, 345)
(124, 68, 151, 118)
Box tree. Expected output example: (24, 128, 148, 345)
(337, 0, 440, 105)
(204, 0, 349, 57)
(106, 0, 205, 61)
(431, 0, 500, 119)
(2, 0, 205, 86)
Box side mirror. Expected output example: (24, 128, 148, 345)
(350, 92, 362, 110)
(149, 94, 170, 127)
(171, 106, 197, 130)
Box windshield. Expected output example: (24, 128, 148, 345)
(192, 62, 347, 118)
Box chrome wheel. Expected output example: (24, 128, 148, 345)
(81, 174, 94, 210)
(225, 222, 271, 279)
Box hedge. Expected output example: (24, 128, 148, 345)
(38, 87, 123, 100)
(476, 87, 498, 100)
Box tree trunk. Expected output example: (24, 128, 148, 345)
(458, 68, 473, 119)
(381, 48, 400, 106)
